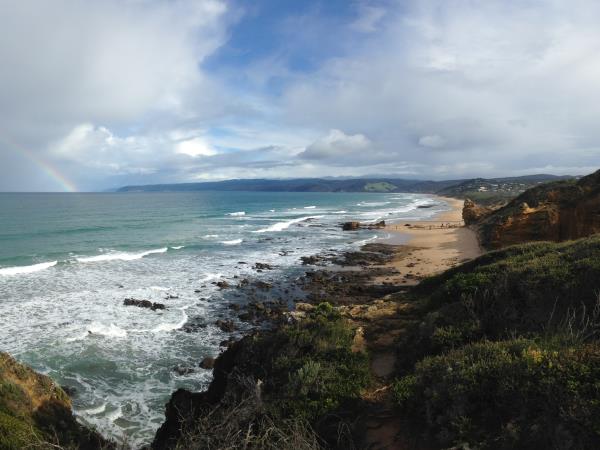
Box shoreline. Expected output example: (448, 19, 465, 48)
(374, 195, 482, 285)
(154, 195, 486, 449)
(0, 193, 483, 449)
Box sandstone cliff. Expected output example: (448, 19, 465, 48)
(462, 199, 493, 225)
(472, 169, 600, 248)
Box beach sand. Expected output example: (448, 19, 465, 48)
(374, 196, 482, 285)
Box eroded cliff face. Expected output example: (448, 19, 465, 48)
(0, 352, 111, 449)
(472, 169, 600, 249)
(462, 199, 493, 225)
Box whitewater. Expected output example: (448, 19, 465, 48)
(0, 191, 448, 446)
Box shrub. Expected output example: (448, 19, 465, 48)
(397, 236, 600, 371)
(394, 339, 600, 449)
(270, 315, 371, 421)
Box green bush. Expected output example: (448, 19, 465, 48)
(394, 339, 600, 449)
(270, 315, 371, 421)
(398, 236, 600, 371)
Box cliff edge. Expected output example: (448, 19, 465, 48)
(0, 352, 111, 449)
(465, 169, 600, 248)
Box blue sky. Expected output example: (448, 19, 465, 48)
(0, 0, 598, 191)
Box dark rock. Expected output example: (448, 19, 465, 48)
(123, 298, 165, 311)
(61, 385, 77, 397)
(342, 221, 361, 231)
(215, 319, 236, 332)
(301, 255, 321, 265)
(254, 281, 272, 290)
(254, 262, 273, 270)
(238, 312, 254, 322)
(216, 281, 230, 289)
(173, 365, 194, 376)
(366, 220, 386, 229)
(199, 357, 215, 370)
(182, 317, 207, 333)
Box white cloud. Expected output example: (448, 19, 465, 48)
(279, 0, 600, 177)
(0, 1, 228, 124)
(300, 129, 371, 159)
(2, 0, 600, 191)
(175, 138, 217, 157)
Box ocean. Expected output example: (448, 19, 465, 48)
(0, 191, 448, 445)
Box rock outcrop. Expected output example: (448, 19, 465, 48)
(462, 198, 493, 225)
(123, 298, 166, 310)
(342, 220, 386, 231)
(0, 352, 111, 449)
(474, 169, 600, 248)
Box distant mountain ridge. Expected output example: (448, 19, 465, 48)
(116, 174, 571, 195)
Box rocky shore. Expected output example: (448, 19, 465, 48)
(150, 198, 480, 449)
(0, 197, 480, 449)
(152, 241, 427, 449)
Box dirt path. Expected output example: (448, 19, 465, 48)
(342, 294, 429, 450)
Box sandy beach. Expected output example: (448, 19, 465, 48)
(375, 196, 482, 285)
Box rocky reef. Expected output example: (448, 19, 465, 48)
(466, 168, 600, 248)
(0, 352, 111, 449)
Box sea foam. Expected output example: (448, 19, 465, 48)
(0, 261, 58, 276)
(227, 211, 246, 216)
(87, 323, 128, 338)
(152, 306, 189, 332)
(253, 216, 324, 233)
(221, 239, 243, 245)
(76, 248, 167, 263)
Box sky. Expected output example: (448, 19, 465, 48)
(0, 0, 599, 192)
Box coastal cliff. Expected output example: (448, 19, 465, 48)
(465, 168, 600, 248)
(0, 352, 111, 449)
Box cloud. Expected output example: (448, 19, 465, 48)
(0, 0, 232, 190)
(418, 135, 446, 149)
(279, 0, 600, 177)
(2, 0, 600, 191)
(300, 129, 371, 160)
(175, 138, 218, 157)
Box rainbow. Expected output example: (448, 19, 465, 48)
(0, 134, 77, 192)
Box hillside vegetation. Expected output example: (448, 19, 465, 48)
(0, 352, 111, 449)
(153, 305, 370, 450)
(393, 236, 600, 448)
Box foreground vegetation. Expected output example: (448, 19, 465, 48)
(0, 352, 111, 450)
(4, 221, 600, 449)
(393, 235, 600, 448)
(156, 304, 370, 449)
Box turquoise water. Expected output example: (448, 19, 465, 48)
(0, 191, 448, 445)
